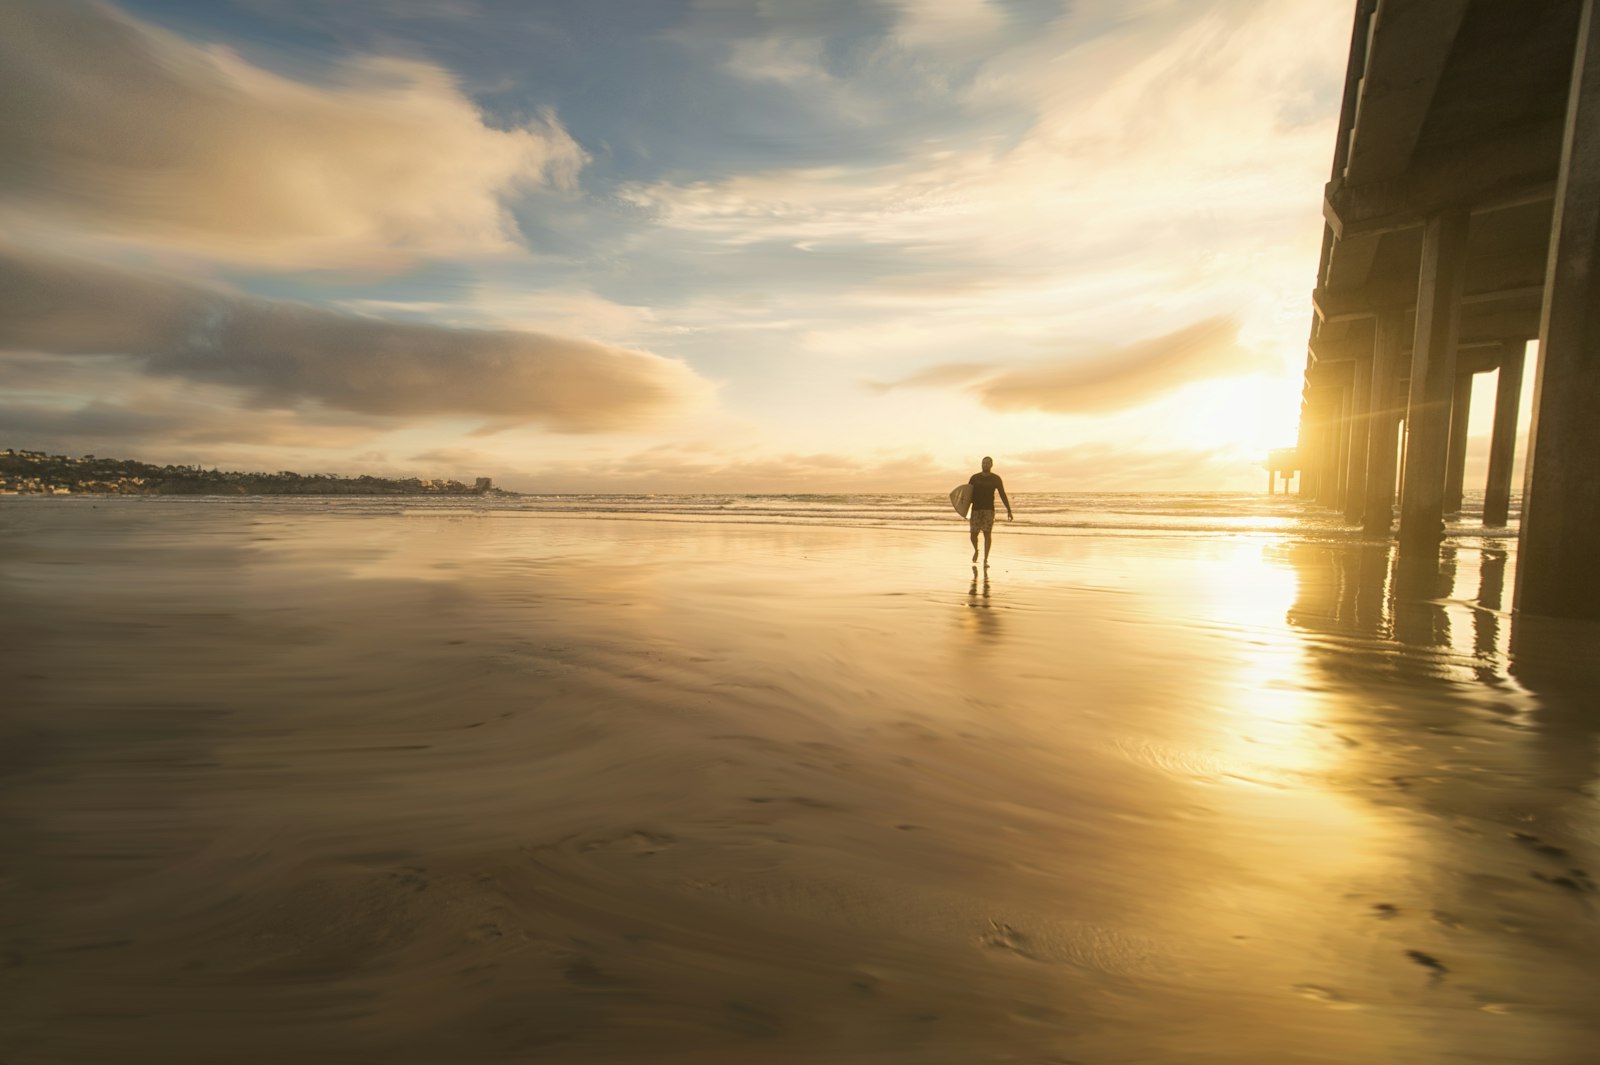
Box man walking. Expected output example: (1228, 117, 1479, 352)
(967, 456, 1013, 565)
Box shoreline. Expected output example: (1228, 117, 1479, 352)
(0, 492, 1521, 544)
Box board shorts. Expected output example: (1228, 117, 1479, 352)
(969, 507, 995, 535)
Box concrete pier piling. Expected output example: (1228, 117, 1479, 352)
(1518, 0, 1600, 619)
(1294, 0, 1599, 619)
(1398, 208, 1469, 557)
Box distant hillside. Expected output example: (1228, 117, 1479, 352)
(0, 448, 502, 497)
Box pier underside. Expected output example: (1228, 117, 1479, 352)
(1297, 0, 1600, 620)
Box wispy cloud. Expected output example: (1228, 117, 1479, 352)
(0, 395, 378, 451)
(0, 245, 710, 432)
(974, 316, 1264, 413)
(0, 0, 585, 267)
(508, 444, 948, 494)
(1006, 441, 1250, 490)
(0, 353, 385, 452)
(874, 316, 1268, 414)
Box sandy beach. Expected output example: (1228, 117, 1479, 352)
(2, 498, 1597, 1064)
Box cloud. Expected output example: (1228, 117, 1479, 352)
(868, 361, 992, 391)
(408, 447, 489, 468)
(0, 396, 378, 451)
(973, 316, 1264, 412)
(505, 445, 948, 494)
(876, 316, 1268, 414)
(0, 0, 586, 266)
(0, 245, 710, 432)
(1006, 441, 1249, 490)
(891, 0, 1008, 52)
(0, 354, 385, 451)
(610, 0, 1342, 377)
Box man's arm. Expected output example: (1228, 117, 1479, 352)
(998, 479, 1013, 519)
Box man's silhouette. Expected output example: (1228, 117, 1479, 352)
(967, 456, 1013, 565)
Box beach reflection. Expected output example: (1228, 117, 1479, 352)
(1281, 533, 1600, 816)
(6, 501, 1599, 1065)
(1274, 536, 1600, 1048)
(1509, 612, 1600, 796)
(960, 565, 1001, 644)
(1391, 549, 1457, 651)
(1474, 548, 1508, 676)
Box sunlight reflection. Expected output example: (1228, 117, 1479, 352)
(1145, 541, 1365, 794)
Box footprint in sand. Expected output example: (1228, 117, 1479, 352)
(580, 830, 677, 857)
(1405, 950, 1448, 980)
(1531, 868, 1596, 893)
(1293, 984, 1360, 1010)
(722, 1000, 784, 1038)
(1510, 831, 1570, 859)
(561, 956, 618, 986)
(384, 867, 430, 893)
(981, 920, 1036, 959)
(745, 795, 841, 810)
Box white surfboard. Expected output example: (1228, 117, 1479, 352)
(949, 483, 972, 517)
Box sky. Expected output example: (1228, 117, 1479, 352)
(0, 0, 1355, 493)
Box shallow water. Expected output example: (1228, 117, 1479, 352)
(1, 497, 1594, 1064)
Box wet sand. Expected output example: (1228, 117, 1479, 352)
(2, 500, 1597, 1064)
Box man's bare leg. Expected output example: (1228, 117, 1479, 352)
(971, 529, 980, 563)
(982, 529, 992, 566)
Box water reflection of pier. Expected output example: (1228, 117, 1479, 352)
(1282, 541, 1599, 798)
(1294, 1, 1600, 620)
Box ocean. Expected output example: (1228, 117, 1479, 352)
(38, 489, 1519, 539)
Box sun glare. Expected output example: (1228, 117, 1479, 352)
(1154, 375, 1302, 455)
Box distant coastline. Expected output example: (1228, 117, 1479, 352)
(0, 448, 508, 497)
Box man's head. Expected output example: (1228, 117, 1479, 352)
(981, 456, 994, 471)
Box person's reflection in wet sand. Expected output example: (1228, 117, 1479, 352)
(962, 565, 1001, 644)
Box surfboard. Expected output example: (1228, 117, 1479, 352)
(949, 483, 972, 517)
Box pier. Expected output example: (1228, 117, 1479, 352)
(1295, 0, 1600, 620)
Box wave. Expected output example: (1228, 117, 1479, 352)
(55, 490, 1521, 541)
